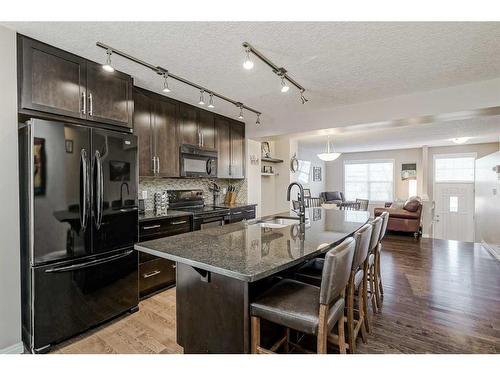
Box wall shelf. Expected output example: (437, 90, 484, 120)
(261, 157, 284, 164)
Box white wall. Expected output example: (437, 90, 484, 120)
(296, 145, 326, 198)
(246, 139, 262, 217)
(0, 25, 22, 353)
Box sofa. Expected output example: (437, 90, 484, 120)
(319, 191, 345, 205)
(374, 196, 422, 237)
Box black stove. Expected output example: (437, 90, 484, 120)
(167, 190, 229, 230)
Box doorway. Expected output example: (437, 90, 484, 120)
(433, 154, 476, 242)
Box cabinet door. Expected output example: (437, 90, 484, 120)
(155, 97, 180, 177)
(215, 116, 231, 178)
(178, 103, 199, 146)
(198, 110, 215, 150)
(86, 61, 134, 129)
(230, 121, 245, 178)
(19, 36, 87, 119)
(133, 89, 155, 177)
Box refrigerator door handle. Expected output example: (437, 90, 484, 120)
(93, 150, 104, 229)
(44, 250, 135, 273)
(80, 149, 89, 231)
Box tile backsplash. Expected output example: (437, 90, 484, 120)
(139, 177, 248, 211)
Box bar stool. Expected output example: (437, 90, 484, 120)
(365, 216, 383, 331)
(373, 211, 389, 310)
(294, 224, 373, 353)
(250, 237, 356, 354)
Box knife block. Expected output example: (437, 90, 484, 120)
(224, 192, 237, 206)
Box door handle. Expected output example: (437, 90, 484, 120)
(88, 92, 93, 116)
(143, 270, 161, 278)
(94, 150, 104, 229)
(80, 149, 89, 231)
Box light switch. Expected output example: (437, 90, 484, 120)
(142, 190, 148, 199)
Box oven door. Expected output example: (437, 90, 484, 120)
(180, 145, 218, 178)
(193, 215, 225, 231)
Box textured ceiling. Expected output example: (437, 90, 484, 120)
(4, 22, 500, 138)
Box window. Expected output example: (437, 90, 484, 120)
(435, 156, 475, 182)
(408, 179, 417, 198)
(449, 196, 458, 212)
(344, 161, 394, 202)
(296, 160, 311, 184)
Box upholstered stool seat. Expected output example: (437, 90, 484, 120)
(296, 261, 364, 290)
(251, 279, 344, 336)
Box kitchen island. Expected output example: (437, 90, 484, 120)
(135, 208, 370, 353)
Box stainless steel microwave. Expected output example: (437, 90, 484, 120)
(179, 145, 218, 178)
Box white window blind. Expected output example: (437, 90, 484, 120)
(434, 156, 475, 182)
(344, 161, 394, 202)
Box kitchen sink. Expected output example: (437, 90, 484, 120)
(254, 216, 306, 229)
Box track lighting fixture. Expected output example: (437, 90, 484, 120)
(300, 90, 309, 104)
(256, 113, 261, 125)
(243, 47, 254, 70)
(162, 71, 171, 93)
(96, 41, 262, 126)
(208, 93, 215, 109)
(198, 90, 205, 106)
(280, 75, 290, 93)
(102, 49, 115, 73)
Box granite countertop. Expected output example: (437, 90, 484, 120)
(139, 210, 193, 222)
(135, 208, 369, 282)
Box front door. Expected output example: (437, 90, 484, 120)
(434, 182, 474, 242)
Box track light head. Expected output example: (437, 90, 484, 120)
(256, 113, 261, 125)
(243, 48, 254, 70)
(280, 76, 290, 93)
(162, 72, 171, 93)
(208, 93, 215, 108)
(300, 90, 309, 104)
(238, 105, 244, 120)
(102, 49, 115, 73)
(198, 90, 205, 106)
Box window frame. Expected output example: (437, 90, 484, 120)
(433, 153, 477, 184)
(343, 159, 395, 204)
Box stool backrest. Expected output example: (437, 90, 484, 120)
(351, 223, 373, 271)
(379, 211, 389, 241)
(319, 237, 356, 305)
(369, 217, 383, 251)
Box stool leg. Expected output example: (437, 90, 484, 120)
(377, 245, 384, 296)
(251, 316, 260, 354)
(362, 262, 371, 334)
(347, 276, 356, 353)
(338, 314, 347, 354)
(374, 248, 382, 311)
(317, 304, 328, 354)
(369, 264, 378, 314)
(358, 279, 368, 344)
(284, 328, 290, 353)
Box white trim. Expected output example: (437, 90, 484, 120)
(343, 159, 395, 202)
(0, 342, 24, 354)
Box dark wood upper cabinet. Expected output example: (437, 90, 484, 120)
(18, 35, 133, 130)
(86, 61, 133, 129)
(198, 110, 215, 150)
(133, 89, 154, 177)
(19, 36, 87, 119)
(178, 103, 199, 146)
(230, 121, 245, 179)
(215, 116, 232, 178)
(154, 97, 179, 177)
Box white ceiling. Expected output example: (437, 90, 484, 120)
(4, 22, 500, 139)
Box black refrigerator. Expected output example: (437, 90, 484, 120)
(19, 118, 139, 353)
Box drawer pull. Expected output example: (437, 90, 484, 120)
(143, 270, 161, 278)
(171, 220, 187, 225)
(142, 224, 161, 230)
(245, 210, 254, 213)
(232, 211, 242, 215)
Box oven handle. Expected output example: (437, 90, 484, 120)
(44, 250, 134, 273)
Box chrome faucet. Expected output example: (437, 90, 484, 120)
(286, 182, 306, 224)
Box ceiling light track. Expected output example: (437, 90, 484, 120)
(96, 41, 262, 124)
(242, 41, 308, 103)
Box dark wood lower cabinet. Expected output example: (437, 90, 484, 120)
(226, 205, 256, 224)
(138, 215, 192, 298)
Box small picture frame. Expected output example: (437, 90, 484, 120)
(65, 139, 73, 154)
(313, 166, 322, 182)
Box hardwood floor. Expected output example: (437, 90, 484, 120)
(52, 235, 500, 354)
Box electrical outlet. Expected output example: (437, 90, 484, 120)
(141, 190, 148, 199)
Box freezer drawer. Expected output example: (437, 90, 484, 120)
(31, 249, 138, 352)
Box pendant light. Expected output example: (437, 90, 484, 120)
(317, 136, 341, 161)
(102, 49, 115, 73)
(162, 72, 171, 93)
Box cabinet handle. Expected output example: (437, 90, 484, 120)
(152, 157, 156, 174)
(232, 211, 242, 215)
(157, 157, 160, 173)
(142, 224, 161, 230)
(143, 270, 161, 279)
(88, 92, 93, 116)
(245, 210, 254, 213)
(171, 220, 187, 225)
(81, 91, 86, 114)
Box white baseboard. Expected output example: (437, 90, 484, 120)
(0, 342, 24, 354)
(422, 233, 431, 238)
